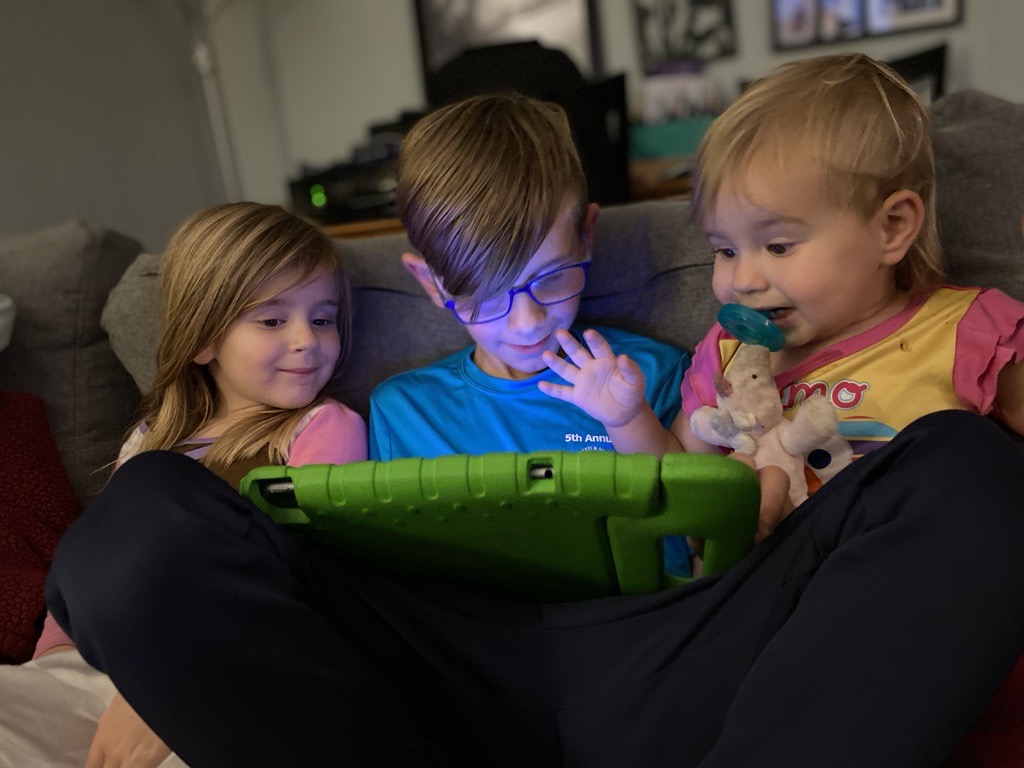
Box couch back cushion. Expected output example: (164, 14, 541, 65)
(0, 220, 142, 503)
(931, 89, 1024, 300)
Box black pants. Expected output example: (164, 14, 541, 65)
(46, 410, 1024, 768)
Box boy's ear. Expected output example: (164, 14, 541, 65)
(582, 203, 599, 251)
(401, 252, 446, 308)
(878, 190, 925, 266)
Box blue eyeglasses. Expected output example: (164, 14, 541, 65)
(439, 261, 591, 325)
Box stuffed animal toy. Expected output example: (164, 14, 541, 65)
(690, 344, 852, 506)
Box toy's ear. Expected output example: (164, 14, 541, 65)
(401, 252, 446, 309)
(879, 189, 925, 266)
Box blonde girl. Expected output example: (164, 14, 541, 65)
(18, 202, 366, 768)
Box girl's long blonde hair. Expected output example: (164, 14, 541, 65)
(134, 202, 352, 468)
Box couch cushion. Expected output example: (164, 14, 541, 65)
(100, 252, 162, 396)
(0, 219, 143, 504)
(931, 90, 1024, 300)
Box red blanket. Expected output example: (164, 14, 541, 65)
(0, 392, 81, 663)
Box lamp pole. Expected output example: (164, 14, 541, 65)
(178, 0, 242, 202)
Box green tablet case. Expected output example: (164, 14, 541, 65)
(240, 451, 759, 602)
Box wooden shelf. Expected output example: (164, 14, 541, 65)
(323, 217, 405, 239)
(628, 155, 693, 201)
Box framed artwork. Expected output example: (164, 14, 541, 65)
(772, 0, 961, 51)
(633, 0, 737, 73)
(413, 0, 603, 91)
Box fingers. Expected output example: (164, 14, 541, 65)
(616, 354, 644, 387)
(543, 328, 616, 384)
(542, 348, 577, 384)
(537, 379, 573, 402)
(581, 327, 615, 359)
(754, 463, 793, 544)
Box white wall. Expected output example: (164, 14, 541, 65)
(4, 2, 1020, 249)
(0, 0, 224, 251)
(210, 0, 1024, 205)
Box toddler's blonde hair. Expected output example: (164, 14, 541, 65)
(693, 53, 944, 294)
(396, 92, 589, 299)
(135, 202, 352, 469)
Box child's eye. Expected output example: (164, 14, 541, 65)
(311, 317, 336, 328)
(258, 318, 283, 328)
(713, 247, 737, 259)
(766, 243, 790, 256)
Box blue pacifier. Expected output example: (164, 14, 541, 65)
(717, 304, 785, 351)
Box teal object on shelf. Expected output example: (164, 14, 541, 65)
(629, 116, 715, 158)
(240, 451, 759, 602)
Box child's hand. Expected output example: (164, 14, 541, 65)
(539, 328, 647, 428)
(86, 692, 171, 768)
(730, 453, 794, 544)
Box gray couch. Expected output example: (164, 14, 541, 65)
(1, 88, 1021, 510)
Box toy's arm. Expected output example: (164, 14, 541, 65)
(691, 405, 757, 454)
(777, 394, 839, 456)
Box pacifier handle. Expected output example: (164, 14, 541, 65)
(717, 304, 785, 351)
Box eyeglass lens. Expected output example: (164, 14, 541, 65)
(452, 263, 588, 323)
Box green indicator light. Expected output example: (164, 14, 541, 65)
(309, 184, 327, 208)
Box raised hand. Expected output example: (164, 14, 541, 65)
(539, 328, 647, 428)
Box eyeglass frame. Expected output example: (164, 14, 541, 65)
(432, 260, 592, 325)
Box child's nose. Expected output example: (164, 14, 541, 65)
(505, 291, 546, 330)
(290, 322, 319, 350)
(730, 255, 768, 294)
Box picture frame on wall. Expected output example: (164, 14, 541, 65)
(772, 0, 961, 51)
(632, 0, 737, 72)
(865, 0, 961, 36)
(413, 0, 603, 102)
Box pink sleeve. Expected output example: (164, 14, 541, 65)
(681, 325, 728, 418)
(32, 611, 74, 658)
(953, 288, 1024, 414)
(286, 398, 368, 466)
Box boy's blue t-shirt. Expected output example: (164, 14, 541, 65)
(368, 325, 692, 576)
(368, 325, 688, 461)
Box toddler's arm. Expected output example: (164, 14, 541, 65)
(995, 358, 1024, 437)
(540, 329, 685, 457)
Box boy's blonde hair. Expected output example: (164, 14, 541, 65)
(135, 202, 352, 469)
(396, 92, 589, 299)
(693, 53, 944, 294)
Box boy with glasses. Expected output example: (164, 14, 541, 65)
(369, 92, 688, 467)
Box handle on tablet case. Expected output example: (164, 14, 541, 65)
(240, 452, 759, 601)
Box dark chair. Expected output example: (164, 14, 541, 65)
(426, 41, 632, 205)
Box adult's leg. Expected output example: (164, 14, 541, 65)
(47, 412, 1024, 767)
(254, 409, 1024, 767)
(45, 451, 456, 768)
(693, 409, 1024, 767)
